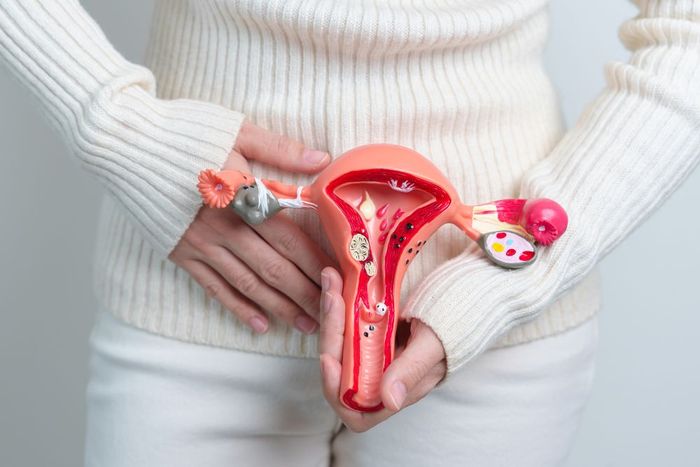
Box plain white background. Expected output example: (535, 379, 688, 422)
(0, 1, 698, 466)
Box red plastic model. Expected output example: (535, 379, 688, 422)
(197, 144, 568, 412)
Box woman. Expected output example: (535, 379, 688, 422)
(0, 1, 697, 466)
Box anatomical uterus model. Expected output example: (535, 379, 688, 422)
(197, 144, 568, 412)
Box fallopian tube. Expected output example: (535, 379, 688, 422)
(197, 144, 568, 412)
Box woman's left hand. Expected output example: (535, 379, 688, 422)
(318, 266, 447, 432)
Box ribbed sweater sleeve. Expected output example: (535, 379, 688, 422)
(0, 0, 245, 256)
(404, 0, 700, 374)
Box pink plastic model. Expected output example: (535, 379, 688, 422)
(197, 144, 568, 412)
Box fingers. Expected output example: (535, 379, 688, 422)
(319, 353, 342, 407)
(380, 321, 446, 412)
(316, 269, 445, 432)
(177, 208, 319, 333)
(197, 207, 322, 322)
(317, 268, 396, 432)
(180, 258, 268, 333)
(203, 244, 317, 334)
(319, 350, 390, 433)
(226, 226, 323, 323)
(317, 267, 345, 404)
(234, 121, 330, 174)
(319, 267, 345, 362)
(403, 360, 447, 407)
(221, 149, 249, 171)
(320, 351, 394, 433)
(253, 214, 336, 286)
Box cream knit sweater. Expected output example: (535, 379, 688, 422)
(1, 0, 698, 374)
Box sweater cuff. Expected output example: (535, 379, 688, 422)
(402, 226, 587, 376)
(0, 0, 246, 255)
(401, 250, 523, 376)
(80, 77, 246, 256)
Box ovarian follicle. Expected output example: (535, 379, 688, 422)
(358, 191, 376, 221)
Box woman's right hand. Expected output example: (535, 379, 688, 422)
(169, 121, 335, 335)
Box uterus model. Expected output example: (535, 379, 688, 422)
(197, 144, 568, 412)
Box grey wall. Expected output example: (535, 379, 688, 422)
(546, 2, 700, 466)
(0, 1, 698, 466)
(0, 3, 149, 467)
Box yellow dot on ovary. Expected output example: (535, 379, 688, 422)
(492, 242, 504, 253)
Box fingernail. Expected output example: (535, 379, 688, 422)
(323, 292, 334, 314)
(249, 316, 268, 334)
(321, 270, 330, 291)
(295, 314, 318, 334)
(303, 149, 329, 166)
(389, 381, 407, 410)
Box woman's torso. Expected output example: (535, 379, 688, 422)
(92, 0, 601, 358)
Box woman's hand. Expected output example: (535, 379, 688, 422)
(169, 121, 335, 335)
(318, 267, 447, 432)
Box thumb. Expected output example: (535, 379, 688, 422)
(234, 120, 330, 174)
(380, 321, 445, 412)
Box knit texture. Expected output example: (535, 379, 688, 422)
(1, 0, 697, 374)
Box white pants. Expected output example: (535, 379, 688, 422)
(84, 309, 598, 467)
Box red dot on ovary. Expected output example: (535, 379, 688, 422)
(519, 251, 534, 261)
(496, 232, 507, 239)
(506, 249, 516, 256)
